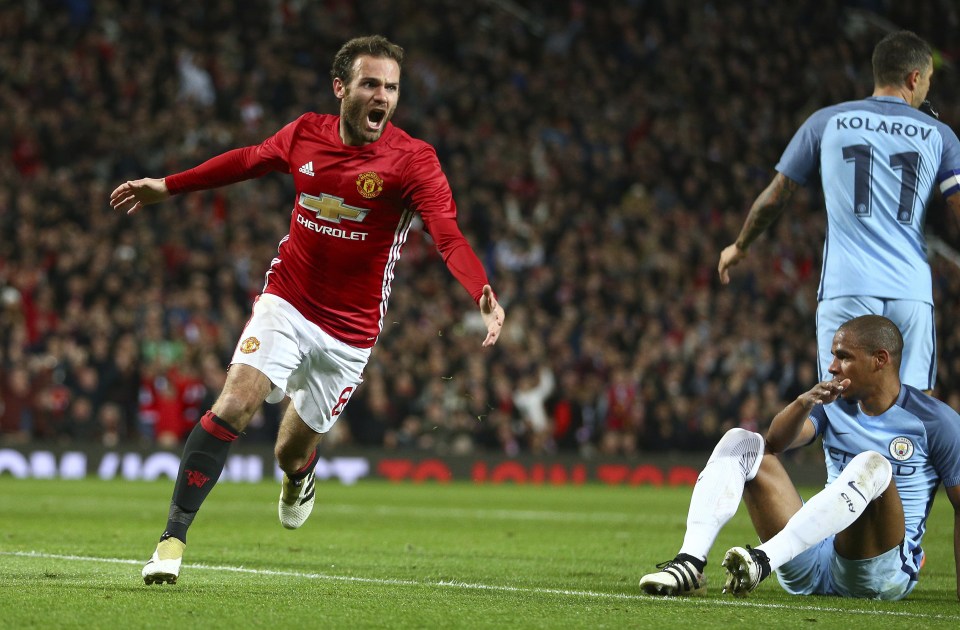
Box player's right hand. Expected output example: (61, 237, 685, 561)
(110, 177, 170, 215)
(801, 378, 851, 407)
(717, 243, 746, 284)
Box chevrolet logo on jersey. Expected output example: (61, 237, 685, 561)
(298, 192, 369, 224)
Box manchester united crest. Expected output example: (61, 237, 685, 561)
(356, 171, 384, 199)
(240, 336, 261, 354)
(888, 436, 914, 461)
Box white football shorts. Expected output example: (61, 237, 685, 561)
(230, 293, 370, 433)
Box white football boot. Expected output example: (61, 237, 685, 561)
(279, 471, 316, 529)
(721, 545, 771, 596)
(142, 537, 185, 585)
(639, 555, 707, 596)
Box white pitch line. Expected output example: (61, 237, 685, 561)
(4, 550, 960, 622)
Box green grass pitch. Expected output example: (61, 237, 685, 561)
(1, 477, 958, 628)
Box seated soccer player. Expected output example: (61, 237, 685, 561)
(639, 315, 960, 600)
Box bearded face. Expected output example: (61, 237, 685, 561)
(335, 56, 400, 146)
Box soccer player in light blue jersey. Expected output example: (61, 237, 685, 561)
(639, 315, 960, 600)
(718, 31, 960, 392)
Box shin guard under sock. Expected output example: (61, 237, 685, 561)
(162, 411, 238, 542)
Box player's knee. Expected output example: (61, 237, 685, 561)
(713, 427, 763, 454)
(845, 451, 892, 500)
(719, 427, 757, 442)
(211, 391, 261, 429)
(848, 450, 891, 476)
(710, 427, 764, 480)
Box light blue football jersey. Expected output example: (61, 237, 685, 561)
(777, 96, 960, 302)
(809, 386, 960, 571)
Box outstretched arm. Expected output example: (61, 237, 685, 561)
(718, 172, 800, 284)
(109, 145, 284, 215)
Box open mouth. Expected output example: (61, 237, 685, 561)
(367, 109, 386, 130)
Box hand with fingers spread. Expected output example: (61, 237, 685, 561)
(479, 284, 505, 347)
(109, 178, 170, 215)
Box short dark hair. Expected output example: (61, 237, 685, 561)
(872, 30, 932, 87)
(331, 35, 404, 84)
(837, 315, 904, 368)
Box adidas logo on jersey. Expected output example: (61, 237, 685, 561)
(298, 161, 315, 176)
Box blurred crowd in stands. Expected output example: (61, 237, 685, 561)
(3, 0, 960, 457)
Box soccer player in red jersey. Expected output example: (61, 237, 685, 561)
(110, 35, 505, 585)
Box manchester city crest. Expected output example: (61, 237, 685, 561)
(888, 436, 914, 461)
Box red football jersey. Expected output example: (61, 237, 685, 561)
(165, 113, 490, 348)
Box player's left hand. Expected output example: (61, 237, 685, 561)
(919, 99, 939, 120)
(479, 284, 504, 347)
